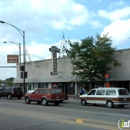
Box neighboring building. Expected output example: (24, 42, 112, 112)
(108, 49, 130, 91)
(14, 48, 130, 94)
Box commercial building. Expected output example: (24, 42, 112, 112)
(14, 48, 130, 94)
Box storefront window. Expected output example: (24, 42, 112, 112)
(38, 83, 48, 88)
(69, 82, 75, 94)
(28, 85, 31, 90)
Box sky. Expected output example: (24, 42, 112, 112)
(0, 0, 130, 80)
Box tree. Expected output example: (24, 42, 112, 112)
(5, 77, 14, 86)
(66, 34, 121, 86)
(0, 80, 3, 86)
(0, 77, 15, 86)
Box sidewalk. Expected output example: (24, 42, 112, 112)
(68, 95, 80, 102)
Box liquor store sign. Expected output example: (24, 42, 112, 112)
(7, 55, 19, 63)
(49, 46, 60, 75)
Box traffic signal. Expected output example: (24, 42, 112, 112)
(20, 65, 25, 71)
(24, 71, 28, 78)
(20, 72, 23, 78)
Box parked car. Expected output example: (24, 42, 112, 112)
(79, 87, 130, 108)
(27, 88, 37, 94)
(0, 86, 23, 99)
(0, 87, 3, 91)
(27, 88, 68, 102)
(24, 88, 64, 106)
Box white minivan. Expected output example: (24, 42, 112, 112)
(79, 87, 130, 108)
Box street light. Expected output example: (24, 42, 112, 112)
(0, 20, 26, 94)
(3, 41, 21, 63)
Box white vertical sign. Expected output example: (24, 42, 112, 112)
(49, 46, 60, 75)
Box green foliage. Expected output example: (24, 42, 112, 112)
(66, 34, 121, 83)
(5, 77, 14, 86)
(0, 80, 2, 84)
(0, 77, 14, 86)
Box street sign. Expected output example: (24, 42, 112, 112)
(49, 46, 60, 75)
(7, 55, 19, 63)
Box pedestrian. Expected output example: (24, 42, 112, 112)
(79, 87, 84, 95)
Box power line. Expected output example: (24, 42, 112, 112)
(0, 66, 16, 68)
(29, 54, 44, 60)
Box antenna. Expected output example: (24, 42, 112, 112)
(25, 47, 32, 61)
(59, 32, 68, 58)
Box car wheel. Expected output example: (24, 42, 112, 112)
(118, 105, 125, 108)
(106, 100, 113, 108)
(54, 102, 59, 105)
(81, 99, 87, 106)
(42, 98, 48, 106)
(25, 97, 30, 104)
(7, 94, 12, 99)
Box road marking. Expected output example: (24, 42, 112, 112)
(77, 118, 117, 125)
(60, 120, 118, 130)
(76, 119, 83, 123)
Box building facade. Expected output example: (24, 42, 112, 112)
(14, 48, 130, 94)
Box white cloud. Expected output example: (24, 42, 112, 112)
(98, 6, 130, 21)
(26, 41, 52, 61)
(101, 19, 130, 48)
(89, 21, 104, 29)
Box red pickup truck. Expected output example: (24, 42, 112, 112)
(24, 88, 64, 106)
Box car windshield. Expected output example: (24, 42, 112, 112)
(88, 90, 96, 95)
(52, 89, 62, 94)
(118, 89, 130, 95)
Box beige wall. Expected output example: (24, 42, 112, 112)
(109, 49, 130, 81)
(14, 57, 75, 83)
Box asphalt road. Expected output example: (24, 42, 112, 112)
(0, 97, 130, 130)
